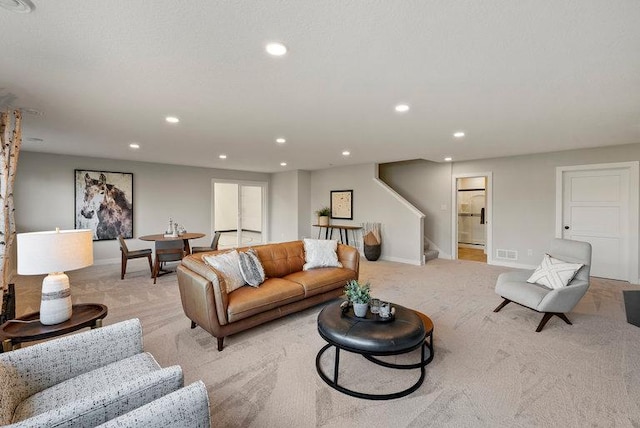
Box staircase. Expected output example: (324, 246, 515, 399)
(424, 240, 439, 263)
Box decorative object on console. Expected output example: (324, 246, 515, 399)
(17, 228, 93, 325)
(330, 190, 353, 220)
(74, 169, 133, 241)
(303, 238, 343, 270)
(315, 206, 331, 226)
(362, 222, 381, 261)
(344, 279, 371, 317)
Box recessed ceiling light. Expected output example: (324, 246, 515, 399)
(266, 42, 287, 56)
(276, 138, 286, 144)
(453, 132, 465, 138)
(0, 0, 34, 13)
(280, 162, 287, 166)
(129, 143, 140, 149)
(165, 116, 180, 124)
(394, 104, 410, 113)
(342, 151, 350, 156)
(219, 154, 227, 159)
(444, 157, 453, 162)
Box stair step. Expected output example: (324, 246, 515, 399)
(424, 249, 439, 261)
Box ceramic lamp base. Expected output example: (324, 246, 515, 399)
(40, 272, 72, 325)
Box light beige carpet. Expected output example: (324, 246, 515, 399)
(11, 258, 640, 427)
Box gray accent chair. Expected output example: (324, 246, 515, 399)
(494, 238, 592, 332)
(97, 381, 210, 428)
(0, 318, 210, 427)
(192, 231, 222, 254)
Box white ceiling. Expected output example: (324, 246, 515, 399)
(1, 0, 639, 173)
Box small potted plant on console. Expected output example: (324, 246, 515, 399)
(315, 206, 331, 226)
(344, 279, 371, 317)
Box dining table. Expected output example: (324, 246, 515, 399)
(138, 232, 205, 255)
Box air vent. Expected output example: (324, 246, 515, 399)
(496, 249, 518, 261)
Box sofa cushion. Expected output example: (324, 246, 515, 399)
(285, 267, 356, 298)
(238, 249, 265, 287)
(227, 278, 305, 322)
(11, 352, 174, 425)
(303, 239, 342, 270)
(204, 250, 246, 293)
(251, 241, 306, 278)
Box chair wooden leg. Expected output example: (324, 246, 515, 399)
(493, 298, 511, 313)
(191, 321, 196, 329)
(536, 312, 572, 332)
(556, 313, 572, 325)
(536, 313, 554, 332)
(153, 256, 160, 284)
(121, 254, 127, 280)
(217, 337, 224, 352)
(146, 254, 153, 276)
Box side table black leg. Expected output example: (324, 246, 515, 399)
(345, 230, 350, 246)
(334, 347, 340, 383)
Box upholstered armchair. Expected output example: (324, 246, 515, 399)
(0, 318, 209, 427)
(494, 238, 592, 332)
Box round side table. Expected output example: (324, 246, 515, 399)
(0, 303, 108, 352)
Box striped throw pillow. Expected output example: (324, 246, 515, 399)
(238, 249, 265, 287)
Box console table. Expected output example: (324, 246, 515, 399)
(313, 224, 362, 246)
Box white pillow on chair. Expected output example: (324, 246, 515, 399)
(526, 253, 584, 290)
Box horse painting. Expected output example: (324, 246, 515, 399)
(75, 171, 133, 240)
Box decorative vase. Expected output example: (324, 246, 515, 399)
(318, 216, 330, 226)
(353, 302, 368, 317)
(364, 244, 381, 261)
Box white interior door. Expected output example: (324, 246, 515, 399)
(562, 168, 629, 280)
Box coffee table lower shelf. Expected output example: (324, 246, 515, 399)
(315, 340, 430, 400)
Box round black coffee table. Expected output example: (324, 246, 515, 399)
(316, 300, 434, 400)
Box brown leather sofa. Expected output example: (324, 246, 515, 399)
(176, 240, 360, 351)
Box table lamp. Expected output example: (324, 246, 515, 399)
(17, 228, 93, 325)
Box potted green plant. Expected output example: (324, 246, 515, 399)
(344, 279, 371, 317)
(316, 206, 331, 226)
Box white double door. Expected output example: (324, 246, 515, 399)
(559, 163, 638, 281)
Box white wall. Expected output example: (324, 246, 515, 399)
(310, 163, 424, 264)
(297, 171, 311, 240)
(380, 142, 640, 271)
(379, 160, 452, 257)
(16, 152, 270, 264)
(269, 170, 300, 242)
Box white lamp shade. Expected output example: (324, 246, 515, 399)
(17, 229, 94, 275)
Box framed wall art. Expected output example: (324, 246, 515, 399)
(75, 169, 134, 241)
(330, 190, 353, 220)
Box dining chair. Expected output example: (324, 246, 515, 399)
(191, 231, 221, 254)
(153, 240, 185, 284)
(118, 235, 153, 280)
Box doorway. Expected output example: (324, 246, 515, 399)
(211, 180, 268, 249)
(451, 172, 493, 263)
(556, 162, 639, 282)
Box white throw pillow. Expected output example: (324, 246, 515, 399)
(303, 238, 343, 271)
(526, 253, 584, 290)
(204, 250, 246, 293)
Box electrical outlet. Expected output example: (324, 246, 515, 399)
(527, 249, 533, 256)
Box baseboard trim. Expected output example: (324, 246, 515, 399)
(380, 256, 423, 266)
(489, 259, 537, 270)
